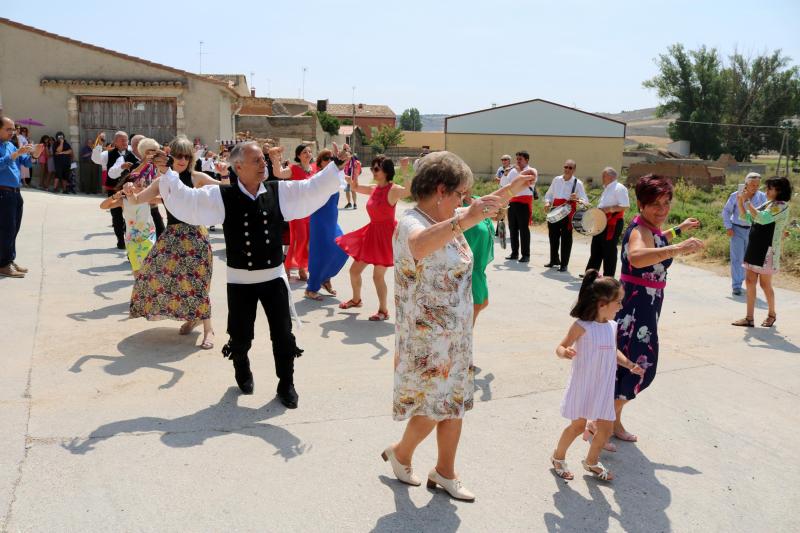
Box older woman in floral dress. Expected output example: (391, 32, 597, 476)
(381, 151, 535, 501)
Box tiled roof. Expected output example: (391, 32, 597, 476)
(0, 17, 238, 96)
(273, 98, 316, 107)
(326, 103, 396, 118)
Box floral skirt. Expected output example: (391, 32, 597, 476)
(130, 223, 212, 321)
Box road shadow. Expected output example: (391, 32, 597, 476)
(491, 261, 530, 272)
(743, 327, 800, 353)
(58, 247, 126, 258)
(78, 261, 130, 277)
(293, 294, 340, 318)
(473, 366, 494, 402)
(318, 313, 393, 359)
(372, 475, 461, 533)
(725, 293, 768, 309)
(69, 327, 200, 389)
(83, 231, 115, 241)
(543, 440, 700, 532)
(67, 301, 129, 322)
(62, 388, 308, 460)
(540, 268, 581, 288)
(93, 278, 133, 300)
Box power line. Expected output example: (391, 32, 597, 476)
(674, 119, 792, 129)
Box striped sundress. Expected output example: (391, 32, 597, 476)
(560, 319, 618, 421)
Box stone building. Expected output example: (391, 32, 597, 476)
(0, 17, 240, 150)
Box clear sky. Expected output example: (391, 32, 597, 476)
(3, 0, 799, 115)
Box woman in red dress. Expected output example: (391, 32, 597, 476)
(337, 156, 409, 321)
(283, 144, 314, 280)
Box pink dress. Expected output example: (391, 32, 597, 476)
(336, 183, 396, 266)
(560, 319, 618, 421)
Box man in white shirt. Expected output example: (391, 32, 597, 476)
(500, 150, 537, 262)
(92, 131, 132, 249)
(584, 167, 629, 277)
(543, 159, 588, 272)
(721, 172, 766, 295)
(148, 141, 349, 408)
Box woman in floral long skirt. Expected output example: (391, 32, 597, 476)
(126, 136, 221, 349)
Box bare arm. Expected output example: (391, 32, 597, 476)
(126, 178, 161, 204)
(272, 159, 292, 179)
(627, 226, 703, 268)
(388, 184, 411, 205)
(617, 349, 645, 375)
(192, 171, 221, 187)
(556, 322, 584, 359)
(99, 192, 123, 210)
(346, 174, 374, 195)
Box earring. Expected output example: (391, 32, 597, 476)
(437, 198, 441, 206)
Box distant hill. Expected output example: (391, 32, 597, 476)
(597, 107, 676, 138)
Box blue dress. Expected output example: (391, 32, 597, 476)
(615, 216, 672, 400)
(307, 192, 348, 293)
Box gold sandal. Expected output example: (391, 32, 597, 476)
(732, 317, 754, 327)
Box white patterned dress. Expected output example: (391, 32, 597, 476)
(393, 208, 475, 421)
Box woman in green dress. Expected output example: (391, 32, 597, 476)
(463, 193, 495, 325)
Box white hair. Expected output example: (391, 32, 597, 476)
(114, 130, 128, 140)
(603, 167, 618, 179)
(744, 172, 761, 182)
(228, 141, 260, 166)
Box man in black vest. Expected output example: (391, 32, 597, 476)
(92, 131, 137, 249)
(148, 141, 349, 408)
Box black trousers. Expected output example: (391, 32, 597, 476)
(547, 218, 573, 267)
(507, 202, 531, 258)
(585, 218, 624, 276)
(0, 189, 23, 267)
(150, 206, 165, 239)
(106, 191, 125, 246)
(226, 278, 298, 384)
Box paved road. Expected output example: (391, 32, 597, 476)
(2, 188, 799, 532)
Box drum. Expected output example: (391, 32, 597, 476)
(546, 203, 572, 224)
(572, 208, 607, 236)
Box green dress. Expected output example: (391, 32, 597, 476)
(463, 199, 495, 305)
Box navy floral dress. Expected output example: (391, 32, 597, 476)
(615, 216, 672, 400)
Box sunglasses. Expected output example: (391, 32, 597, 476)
(564, 165, 575, 169)
(173, 153, 192, 161)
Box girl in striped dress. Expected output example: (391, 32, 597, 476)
(550, 270, 644, 482)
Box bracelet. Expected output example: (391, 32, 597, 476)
(673, 226, 682, 236)
(450, 216, 464, 234)
(665, 228, 677, 239)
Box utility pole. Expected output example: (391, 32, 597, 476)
(199, 41, 204, 74)
(267, 78, 271, 97)
(250, 71, 255, 95)
(352, 86, 356, 145)
(301, 66, 308, 100)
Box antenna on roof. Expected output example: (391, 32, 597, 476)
(199, 41, 204, 74)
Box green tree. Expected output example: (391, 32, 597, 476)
(311, 111, 341, 136)
(643, 44, 726, 159)
(399, 108, 423, 131)
(370, 125, 405, 153)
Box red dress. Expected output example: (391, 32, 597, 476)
(285, 164, 312, 269)
(336, 183, 397, 266)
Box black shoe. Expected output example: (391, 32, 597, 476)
(209, 225, 216, 232)
(578, 273, 585, 278)
(505, 254, 519, 260)
(277, 381, 298, 409)
(344, 203, 352, 209)
(558, 266, 568, 272)
(544, 262, 560, 268)
(232, 357, 254, 395)
(352, 204, 357, 209)
(518, 256, 529, 263)
(116, 242, 125, 250)
(732, 288, 742, 296)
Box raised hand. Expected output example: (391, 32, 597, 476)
(675, 237, 704, 255)
(152, 150, 170, 174)
(680, 217, 701, 232)
(467, 194, 502, 222)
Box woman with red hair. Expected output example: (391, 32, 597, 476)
(611, 175, 703, 445)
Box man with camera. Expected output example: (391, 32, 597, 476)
(93, 131, 137, 249)
(0, 116, 36, 278)
(146, 141, 351, 409)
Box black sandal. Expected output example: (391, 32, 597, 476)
(732, 317, 754, 327)
(761, 314, 777, 327)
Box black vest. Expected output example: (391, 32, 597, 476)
(106, 149, 139, 187)
(220, 181, 285, 270)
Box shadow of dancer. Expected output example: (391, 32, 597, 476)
(69, 327, 200, 389)
(371, 475, 461, 533)
(472, 366, 494, 402)
(318, 313, 393, 359)
(77, 261, 131, 277)
(544, 475, 613, 532)
(58, 248, 126, 258)
(93, 278, 133, 300)
(67, 301, 130, 322)
(743, 327, 800, 353)
(62, 388, 309, 460)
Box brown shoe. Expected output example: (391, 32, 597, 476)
(11, 261, 28, 273)
(0, 264, 25, 278)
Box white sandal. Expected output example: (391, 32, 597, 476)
(582, 459, 614, 481)
(550, 456, 574, 480)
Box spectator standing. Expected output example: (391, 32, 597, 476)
(0, 116, 35, 278)
(721, 172, 766, 296)
(53, 131, 74, 194)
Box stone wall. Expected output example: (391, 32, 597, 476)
(235, 115, 317, 143)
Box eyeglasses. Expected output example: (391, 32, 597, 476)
(173, 154, 192, 161)
(564, 165, 575, 170)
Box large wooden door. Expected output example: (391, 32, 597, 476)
(79, 97, 176, 147)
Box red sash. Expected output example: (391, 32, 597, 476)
(552, 197, 577, 230)
(605, 211, 624, 240)
(510, 195, 533, 225)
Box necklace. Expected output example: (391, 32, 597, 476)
(413, 206, 470, 258)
